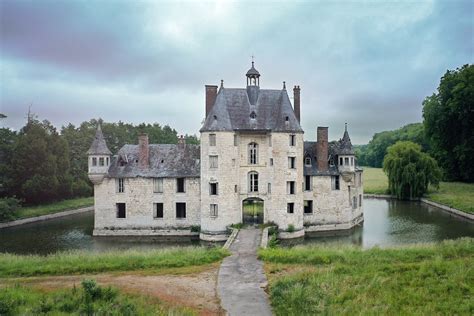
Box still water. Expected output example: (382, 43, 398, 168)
(296, 198, 474, 248)
(0, 198, 473, 254)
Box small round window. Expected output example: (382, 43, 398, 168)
(250, 111, 257, 119)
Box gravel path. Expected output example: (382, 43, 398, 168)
(217, 227, 272, 316)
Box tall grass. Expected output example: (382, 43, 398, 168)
(0, 280, 195, 315)
(362, 167, 389, 194)
(0, 247, 229, 277)
(14, 197, 94, 220)
(259, 238, 474, 315)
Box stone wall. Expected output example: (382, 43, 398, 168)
(93, 176, 200, 234)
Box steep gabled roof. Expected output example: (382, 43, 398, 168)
(200, 88, 303, 133)
(336, 126, 354, 155)
(107, 144, 200, 178)
(87, 125, 112, 155)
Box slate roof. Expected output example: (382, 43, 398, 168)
(87, 125, 112, 155)
(200, 87, 303, 133)
(337, 128, 355, 155)
(246, 62, 260, 76)
(107, 144, 200, 178)
(303, 141, 340, 176)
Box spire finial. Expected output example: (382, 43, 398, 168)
(283, 81, 286, 89)
(345, 122, 348, 132)
(220, 79, 224, 88)
(251, 54, 255, 66)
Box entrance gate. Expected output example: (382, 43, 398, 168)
(242, 198, 264, 225)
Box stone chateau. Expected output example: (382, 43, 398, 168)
(88, 63, 363, 240)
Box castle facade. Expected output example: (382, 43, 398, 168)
(88, 63, 363, 240)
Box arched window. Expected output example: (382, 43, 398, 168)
(248, 142, 258, 165)
(248, 172, 259, 193)
(305, 156, 311, 166)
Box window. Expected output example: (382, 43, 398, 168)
(339, 157, 343, 165)
(106, 157, 109, 166)
(154, 203, 163, 218)
(249, 172, 259, 192)
(289, 134, 296, 146)
(116, 203, 126, 218)
(99, 157, 104, 166)
(176, 203, 186, 218)
(305, 175, 311, 191)
(288, 157, 296, 169)
(248, 143, 258, 165)
(210, 182, 218, 195)
(177, 178, 185, 193)
(350, 157, 354, 166)
(287, 181, 296, 194)
(268, 135, 272, 147)
(234, 134, 238, 146)
(210, 204, 218, 218)
(209, 155, 218, 169)
(287, 203, 294, 214)
(304, 200, 313, 214)
(359, 194, 362, 207)
(117, 178, 125, 193)
(153, 178, 163, 193)
(209, 134, 216, 146)
(268, 183, 271, 194)
(305, 156, 311, 166)
(270, 158, 273, 166)
(234, 185, 238, 193)
(92, 157, 97, 166)
(353, 196, 357, 209)
(331, 176, 340, 190)
(344, 157, 349, 165)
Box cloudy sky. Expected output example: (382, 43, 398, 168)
(1, 0, 472, 144)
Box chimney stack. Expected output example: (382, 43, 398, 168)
(293, 86, 301, 122)
(138, 134, 149, 169)
(205, 85, 218, 117)
(316, 127, 328, 172)
(178, 135, 186, 147)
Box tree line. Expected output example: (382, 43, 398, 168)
(0, 117, 199, 206)
(357, 64, 473, 183)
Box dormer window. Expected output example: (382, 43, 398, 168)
(250, 111, 257, 119)
(92, 157, 97, 166)
(305, 156, 311, 166)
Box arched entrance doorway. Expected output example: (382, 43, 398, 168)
(242, 198, 264, 225)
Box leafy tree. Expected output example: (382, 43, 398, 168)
(423, 64, 474, 182)
(383, 141, 441, 199)
(359, 123, 428, 167)
(11, 119, 72, 204)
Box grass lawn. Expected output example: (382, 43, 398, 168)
(13, 197, 94, 221)
(362, 167, 389, 194)
(0, 247, 229, 277)
(259, 238, 474, 315)
(363, 167, 474, 214)
(0, 279, 195, 315)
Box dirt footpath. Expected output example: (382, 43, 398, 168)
(2, 265, 224, 316)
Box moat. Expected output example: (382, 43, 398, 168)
(0, 198, 472, 255)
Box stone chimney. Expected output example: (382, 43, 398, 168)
(138, 134, 149, 169)
(178, 135, 186, 148)
(293, 85, 301, 122)
(205, 85, 218, 117)
(316, 127, 328, 172)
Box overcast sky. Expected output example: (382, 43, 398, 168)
(1, 0, 472, 144)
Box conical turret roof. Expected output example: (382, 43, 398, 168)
(338, 123, 354, 155)
(87, 124, 112, 155)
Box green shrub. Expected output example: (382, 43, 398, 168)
(190, 225, 201, 233)
(286, 224, 295, 233)
(0, 197, 21, 222)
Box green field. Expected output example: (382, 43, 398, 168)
(0, 279, 194, 316)
(13, 197, 94, 221)
(0, 247, 228, 277)
(363, 167, 474, 214)
(259, 238, 474, 315)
